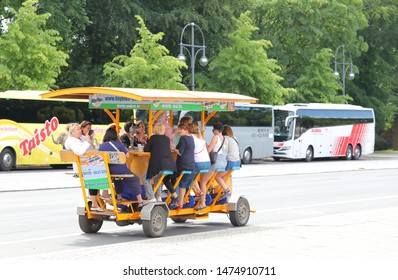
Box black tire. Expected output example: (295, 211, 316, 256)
(241, 148, 252, 164)
(0, 148, 15, 171)
(353, 145, 362, 160)
(230, 197, 250, 227)
(78, 214, 103, 233)
(305, 146, 313, 162)
(171, 217, 187, 223)
(142, 206, 167, 237)
(345, 145, 353, 160)
(273, 157, 281, 162)
(50, 164, 70, 169)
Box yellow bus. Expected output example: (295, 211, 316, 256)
(0, 90, 130, 171)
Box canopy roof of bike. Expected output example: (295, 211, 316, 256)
(41, 87, 258, 104)
(41, 87, 258, 135)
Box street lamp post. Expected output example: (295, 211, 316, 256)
(177, 22, 208, 91)
(334, 44, 355, 103)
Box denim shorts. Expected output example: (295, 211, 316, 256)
(191, 161, 211, 179)
(179, 172, 195, 189)
(225, 160, 241, 171)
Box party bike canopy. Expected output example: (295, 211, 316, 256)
(41, 87, 258, 111)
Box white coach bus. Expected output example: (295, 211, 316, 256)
(273, 103, 375, 161)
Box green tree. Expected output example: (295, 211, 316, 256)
(252, 0, 368, 102)
(357, 0, 398, 148)
(103, 15, 187, 90)
(0, 0, 68, 91)
(293, 48, 341, 103)
(202, 12, 293, 104)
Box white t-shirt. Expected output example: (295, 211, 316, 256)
(192, 135, 210, 162)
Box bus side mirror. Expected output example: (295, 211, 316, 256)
(285, 115, 298, 127)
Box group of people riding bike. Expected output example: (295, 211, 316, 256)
(63, 113, 241, 211)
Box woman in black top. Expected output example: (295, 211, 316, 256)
(144, 123, 177, 204)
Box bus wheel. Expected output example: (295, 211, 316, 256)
(0, 148, 15, 171)
(142, 205, 167, 237)
(273, 157, 281, 162)
(353, 145, 362, 160)
(305, 146, 313, 162)
(78, 214, 103, 233)
(345, 145, 353, 160)
(230, 197, 250, 226)
(241, 148, 252, 164)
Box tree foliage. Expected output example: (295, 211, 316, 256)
(252, 0, 368, 101)
(103, 16, 187, 90)
(356, 0, 398, 137)
(0, 0, 68, 91)
(293, 48, 341, 103)
(203, 12, 293, 104)
(1, 0, 398, 147)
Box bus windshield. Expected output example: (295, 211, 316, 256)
(274, 109, 294, 142)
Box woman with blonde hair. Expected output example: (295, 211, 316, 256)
(144, 123, 178, 203)
(64, 123, 102, 209)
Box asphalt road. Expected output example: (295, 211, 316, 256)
(1, 155, 397, 280)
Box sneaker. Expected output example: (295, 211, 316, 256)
(106, 204, 121, 211)
(170, 196, 179, 207)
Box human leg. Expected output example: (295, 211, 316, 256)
(197, 171, 213, 208)
(215, 172, 228, 192)
(177, 172, 194, 206)
(163, 174, 178, 205)
(89, 189, 100, 208)
(113, 180, 125, 202)
(152, 174, 163, 201)
(143, 173, 155, 201)
(125, 176, 144, 203)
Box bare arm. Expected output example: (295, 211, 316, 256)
(207, 135, 218, 153)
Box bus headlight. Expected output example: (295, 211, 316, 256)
(279, 146, 291, 151)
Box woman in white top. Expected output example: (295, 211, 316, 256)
(188, 123, 211, 210)
(200, 122, 230, 207)
(64, 123, 101, 209)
